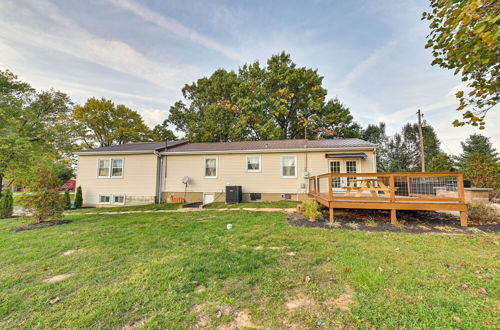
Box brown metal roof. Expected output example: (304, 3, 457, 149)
(165, 139, 376, 153)
(77, 138, 376, 154)
(77, 140, 187, 153)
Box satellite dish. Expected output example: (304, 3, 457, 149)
(182, 176, 189, 184)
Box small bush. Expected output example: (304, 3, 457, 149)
(301, 199, 321, 222)
(20, 167, 65, 223)
(63, 190, 72, 209)
(0, 189, 14, 218)
(74, 186, 83, 208)
(468, 202, 500, 224)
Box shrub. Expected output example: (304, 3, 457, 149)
(63, 190, 72, 209)
(467, 202, 500, 224)
(0, 189, 14, 218)
(20, 167, 65, 223)
(74, 186, 83, 208)
(301, 199, 321, 222)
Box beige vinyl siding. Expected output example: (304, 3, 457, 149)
(164, 150, 375, 195)
(76, 154, 158, 206)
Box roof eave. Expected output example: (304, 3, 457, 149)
(160, 146, 377, 156)
(75, 150, 156, 156)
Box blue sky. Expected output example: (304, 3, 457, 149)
(1, 0, 498, 154)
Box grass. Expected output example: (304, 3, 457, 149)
(67, 203, 182, 214)
(0, 211, 498, 328)
(13, 192, 75, 206)
(203, 200, 301, 209)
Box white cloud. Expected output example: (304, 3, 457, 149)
(0, 0, 201, 89)
(103, 0, 246, 62)
(337, 40, 398, 90)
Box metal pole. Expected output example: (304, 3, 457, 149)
(417, 109, 426, 172)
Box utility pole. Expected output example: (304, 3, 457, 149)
(417, 109, 425, 172)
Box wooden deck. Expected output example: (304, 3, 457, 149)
(308, 172, 468, 226)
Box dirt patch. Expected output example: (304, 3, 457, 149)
(122, 319, 147, 330)
(43, 273, 73, 283)
(285, 295, 317, 310)
(62, 249, 76, 256)
(325, 285, 354, 312)
(288, 210, 500, 234)
(10, 220, 72, 232)
(219, 310, 259, 330)
(192, 303, 211, 328)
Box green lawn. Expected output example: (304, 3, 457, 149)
(67, 203, 182, 214)
(204, 200, 301, 209)
(13, 192, 75, 206)
(0, 211, 498, 328)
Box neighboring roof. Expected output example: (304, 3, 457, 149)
(76, 138, 377, 155)
(76, 140, 187, 154)
(164, 138, 377, 153)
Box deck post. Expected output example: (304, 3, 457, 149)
(328, 173, 333, 201)
(390, 209, 397, 224)
(457, 173, 467, 227)
(460, 211, 468, 227)
(329, 207, 334, 223)
(389, 174, 395, 202)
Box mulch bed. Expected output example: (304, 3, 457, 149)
(288, 210, 500, 234)
(10, 220, 72, 232)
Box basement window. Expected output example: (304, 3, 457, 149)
(99, 195, 111, 204)
(113, 195, 125, 205)
(250, 193, 261, 201)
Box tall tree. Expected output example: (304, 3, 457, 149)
(401, 122, 441, 170)
(317, 98, 362, 138)
(167, 52, 359, 142)
(73, 98, 152, 147)
(428, 152, 455, 172)
(151, 119, 177, 141)
(422, 1, 499, 128)
(168, 70, 246, 142)
(385, 133, 419, 172)
(0, 70, 74, 196)
(455, 133, 499, 169)
(463, 152, 499, 188)
(362, 122, 389, 171)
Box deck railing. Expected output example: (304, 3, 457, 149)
(308, 172, 465, 204)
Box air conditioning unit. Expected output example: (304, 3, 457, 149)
(226, 186, 242, 203)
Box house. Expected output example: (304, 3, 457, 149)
(75, 139, 377, 206)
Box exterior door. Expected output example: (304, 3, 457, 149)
(329, 160, 358, 189)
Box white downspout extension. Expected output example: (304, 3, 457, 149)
(154, 151, 163, 204)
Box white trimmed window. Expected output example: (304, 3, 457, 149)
(97, 158, 124, 178)
(111, 159, 124, 177)
(98, 159, 110, 177)
(113, 195, 125, 205)
(98, 194, 125, 205)
(204, 157, 217, 178)
(281, 155, 297, 178)
(99, 194, 111, 204)
(246, 155, 261, 172)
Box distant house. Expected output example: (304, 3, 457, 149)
(75, 139, 377, 206)
(60, 179, 76, 192)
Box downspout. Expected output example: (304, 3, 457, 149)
(154, 151, 163, 204)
